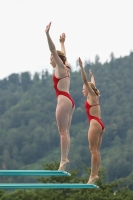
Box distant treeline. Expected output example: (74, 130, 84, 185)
(0, 52, 133, 188)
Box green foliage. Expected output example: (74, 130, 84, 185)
(0, 53, 133, 189)
(0, 162, 133, 200)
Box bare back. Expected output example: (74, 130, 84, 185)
(54, 64, 71, 94)
(87, 93, 101, 118)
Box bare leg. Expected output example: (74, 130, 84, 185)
(56, 97, 74, 171)
(59, 106, 75, 170)
(96, 129, 104, 177)
(66, 106, 75, 158)
(87, 120, 102, 184)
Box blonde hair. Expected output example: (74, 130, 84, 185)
(89, 82, 100, 96)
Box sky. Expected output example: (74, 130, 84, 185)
(0, 0, 133, 79)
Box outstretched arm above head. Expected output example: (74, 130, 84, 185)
(89, 69, 96, 86)
(78, 57, 94, 95)
(45, 22, 65, 69)
(59, 33, 69, 66)
(60, 33, 66, 56)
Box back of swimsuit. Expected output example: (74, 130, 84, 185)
(84, 101, 104, 130)
(52, 73, 74, 108)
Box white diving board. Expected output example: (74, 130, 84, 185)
(0, 183, 99, 189)
(0, 170, 70, 176)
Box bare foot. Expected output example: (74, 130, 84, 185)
(58, 159, 69, 171)
(87, 175, 99, 184)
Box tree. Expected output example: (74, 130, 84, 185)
(1, 162, 133, 200)
(110, 52, 115, 62)
(95, 55, 100, 64)
(8, 74, 20, 85)
(33, 72, 40, 82)
(20, 72, 32, 91)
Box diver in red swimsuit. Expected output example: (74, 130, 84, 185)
(45, 22, 75, 171)
(78, 57, 105, 184)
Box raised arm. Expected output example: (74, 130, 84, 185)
(89, 69, 96, 86)
(78, 57, 94, 95)
(60, 33, 66, 56)
(45, 22, 65, 69)
(59, 33, 69, 66)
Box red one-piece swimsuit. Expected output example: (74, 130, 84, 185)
(52, 73, 75, 108)
(84, 101, 105, 130)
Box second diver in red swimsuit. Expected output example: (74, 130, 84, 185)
(45, 23, 75, 171)
(78, 57, 105, 184)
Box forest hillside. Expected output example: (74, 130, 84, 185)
(0, 52, 133, 187)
